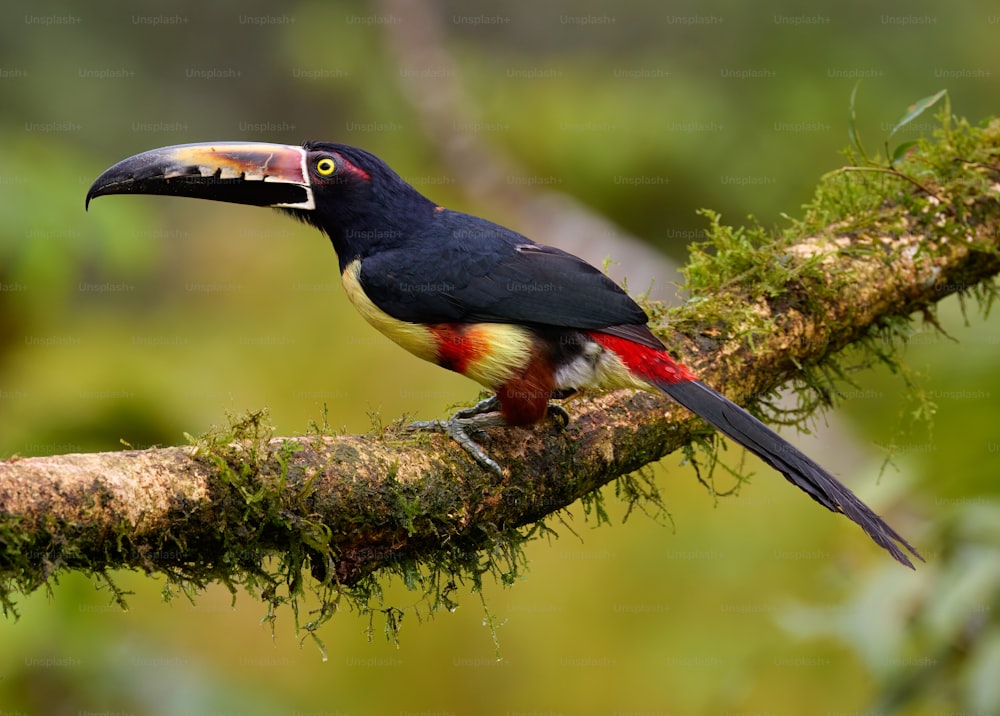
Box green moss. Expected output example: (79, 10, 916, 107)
(637, 105, 999, 506)
(0, 514, 35, 617)
(179, 408, 539, 650)
(0, 494, 137, 619)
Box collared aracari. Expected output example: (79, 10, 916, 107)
(86, 141, 921, 568)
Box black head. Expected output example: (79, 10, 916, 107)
(292, 142, 436, 262)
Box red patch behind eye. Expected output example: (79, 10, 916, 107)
(339, 157, 370, 181)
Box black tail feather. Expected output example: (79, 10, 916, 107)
(657, 379, 922, 568)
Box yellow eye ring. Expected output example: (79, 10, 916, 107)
(315, 156, 337, 176)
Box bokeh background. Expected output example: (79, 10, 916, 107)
(2, 0, 1000, 714)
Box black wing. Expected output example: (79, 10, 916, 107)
(357, 209, 653, 338)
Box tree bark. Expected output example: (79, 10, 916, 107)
(2, 118, 998, 615)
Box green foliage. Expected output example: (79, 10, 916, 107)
(655, 98, 1000, 507)
(0, 514, 35, 618)
(849, 84, 948, 168)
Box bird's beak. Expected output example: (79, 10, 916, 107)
(85, 142, 314, 211)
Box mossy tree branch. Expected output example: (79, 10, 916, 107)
(2, 116, 999, 623)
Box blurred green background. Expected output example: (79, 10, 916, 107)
(2, 0, 1000, 714)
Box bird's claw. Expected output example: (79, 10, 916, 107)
(546, 403, 571, 429)
(451, 395, 501, 421)
(409, 396, 571, 475)
(408, 415, 504, 475)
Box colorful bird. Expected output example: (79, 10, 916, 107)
(87, 142, 921, 567)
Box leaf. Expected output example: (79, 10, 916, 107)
(890, 140, 918, 166)
(888, 89, 947, 140)
(847, 81, 869, 162)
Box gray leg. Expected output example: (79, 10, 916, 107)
(409, 395, 571, 474)
(409, 402, 506, 474)
(452, 395, 500, 420)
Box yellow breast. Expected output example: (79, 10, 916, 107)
(341, 259, 440, 363)
(340, 259, 535, 390)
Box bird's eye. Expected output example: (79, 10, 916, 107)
(315, 156, 337, 176)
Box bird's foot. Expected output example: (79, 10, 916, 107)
(408, 396, 571, 474)
(546, 402, 571, 429)
(451, 395, 501, 420)
(409, 404, 507, 475)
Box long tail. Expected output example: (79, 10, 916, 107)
(660, 380, 921, 568)
(591, 333, 922, 568)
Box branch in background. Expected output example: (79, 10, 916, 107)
(1, 117, 998, 624)
(376, 0, 679, 298)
